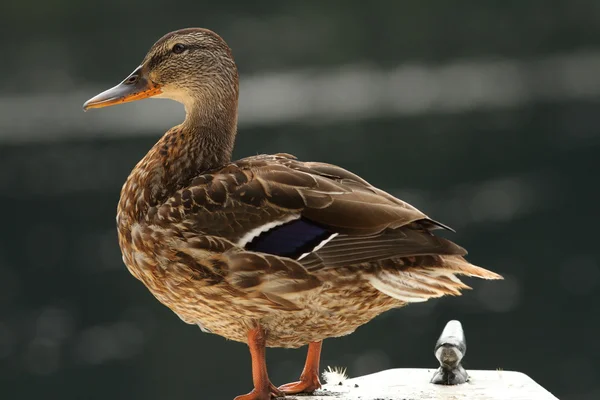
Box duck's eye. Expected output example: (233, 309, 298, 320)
(172, 43, 186, 54)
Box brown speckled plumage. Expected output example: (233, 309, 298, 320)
(85, 28, 502, 399)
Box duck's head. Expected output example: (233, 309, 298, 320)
(83, 28, 239, 114)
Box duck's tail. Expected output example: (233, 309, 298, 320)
(367, 254, 503, 303)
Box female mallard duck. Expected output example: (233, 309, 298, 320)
(84, 28, 501, 400)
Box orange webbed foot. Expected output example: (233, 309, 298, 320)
(278, 373, 321, 394)
(234, 383, 284, 400)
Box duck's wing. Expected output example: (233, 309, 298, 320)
(157, 154, 500, 307)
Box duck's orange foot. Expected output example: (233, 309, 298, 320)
(278, 373, 321, 394)
(234, 383, 284, 400)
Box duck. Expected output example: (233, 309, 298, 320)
(83, 28, 502, 400)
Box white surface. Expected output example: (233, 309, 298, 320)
(284, 368, 558, 400)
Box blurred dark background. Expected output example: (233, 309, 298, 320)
(1, 1, 599, 399)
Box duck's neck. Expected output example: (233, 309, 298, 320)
(119, 99, 238, 221)
(178, 103, 238, 173)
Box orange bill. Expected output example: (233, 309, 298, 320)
(83, 66, 162, 110)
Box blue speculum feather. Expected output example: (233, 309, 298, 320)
(246, 218, 333, 259)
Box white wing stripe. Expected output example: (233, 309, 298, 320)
(236, 215, 300, 248)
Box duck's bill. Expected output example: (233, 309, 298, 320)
(83, 66, 162, 110)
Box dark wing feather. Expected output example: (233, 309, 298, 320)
(300, 226, 466, 271)
(236, 155, 430, 235)
(246, 218, 333, 259)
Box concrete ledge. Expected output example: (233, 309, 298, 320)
(284, 368, 557, 400)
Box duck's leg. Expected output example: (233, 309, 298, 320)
(278, 341, 323, 394)
(235, 326, 283, 400)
